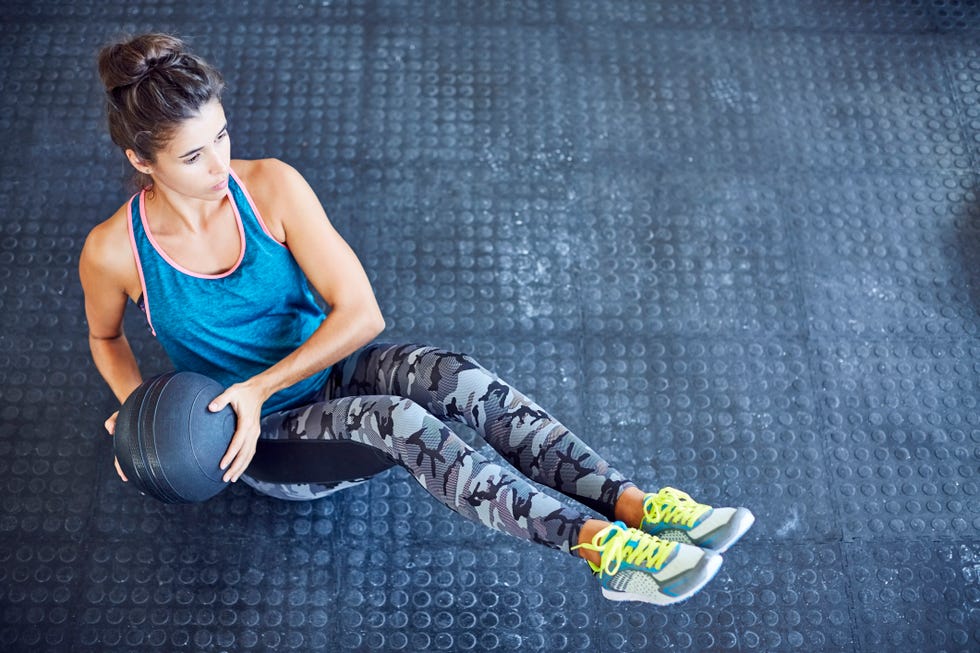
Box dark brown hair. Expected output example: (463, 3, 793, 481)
(97, 33, 225, 191)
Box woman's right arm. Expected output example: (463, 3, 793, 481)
(79, 217, 144, 482)
(78, 219, 144, 405)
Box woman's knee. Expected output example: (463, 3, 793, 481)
(361, 395, 444, 442)
(353, 395, 460, 473)
(376, 343, 484, 373)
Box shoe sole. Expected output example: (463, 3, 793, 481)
(706, 508, 755, 554)
(600, 552, 724, 606)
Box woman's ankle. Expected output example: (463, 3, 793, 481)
(613, 486, 648, 528)
(575, 519, 609, 566)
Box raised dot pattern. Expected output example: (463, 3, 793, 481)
(815, 340, 980, 539)
(1, 2, 979, 653)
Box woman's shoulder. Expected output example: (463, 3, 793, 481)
(231, 157, 305, 197)
(231, 158, 311, 240)
(80, 199, 140, 295)
(83, 199, 134, 261)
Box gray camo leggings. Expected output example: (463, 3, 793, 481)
(241, 343, 637, 554)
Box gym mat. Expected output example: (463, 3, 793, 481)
(1, 1, 978, 651)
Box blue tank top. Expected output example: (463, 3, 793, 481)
(128, 168, 330, 416)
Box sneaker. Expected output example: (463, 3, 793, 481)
(640, 487, 755, 554)
(572, 521, 722, 605)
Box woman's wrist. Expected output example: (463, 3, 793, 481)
(245, 373, 278, 404)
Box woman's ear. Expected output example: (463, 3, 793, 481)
(125, 149, 153, 175)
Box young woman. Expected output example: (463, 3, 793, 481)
(80, 33, 754, 606)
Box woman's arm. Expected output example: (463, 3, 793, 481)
(211, 159, 385, 482)
(79, 217, 145, 482)
(79, 219, 144, 403)
(236, 160, 384, 400)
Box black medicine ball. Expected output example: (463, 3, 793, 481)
(114, 371, 236, 504)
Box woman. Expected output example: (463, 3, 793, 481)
(80, 33, 754, 606)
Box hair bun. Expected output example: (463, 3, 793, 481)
(96, 32, 225, 192)
(98, 33, 188, 94)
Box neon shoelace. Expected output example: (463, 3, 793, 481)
(573, 524, 677, 577)
(643, 487, 711, 528)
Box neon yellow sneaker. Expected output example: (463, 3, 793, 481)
(572, 521, 722, 605)
(640, 487, 755, 553)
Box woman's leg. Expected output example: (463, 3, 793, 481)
(254, 393, 593, 554)
(324, 342, 638, 521)
(244, 349, 739, 605)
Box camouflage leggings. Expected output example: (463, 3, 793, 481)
(241, 343, 636, 554)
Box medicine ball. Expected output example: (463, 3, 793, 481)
(114, 371, 236, 504)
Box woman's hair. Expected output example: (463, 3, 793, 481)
(97, 33, 225, 191)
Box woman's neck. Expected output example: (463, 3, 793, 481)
(145, 183, 227, 236)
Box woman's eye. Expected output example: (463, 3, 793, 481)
(185, 154, 200, 165)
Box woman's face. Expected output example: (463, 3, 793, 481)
(129, 98, 231, 199)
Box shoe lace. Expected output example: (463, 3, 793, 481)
(644, 487, 710, 528)
(573, 524, 677, 577)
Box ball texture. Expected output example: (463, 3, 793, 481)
(114, 371, 235, 503)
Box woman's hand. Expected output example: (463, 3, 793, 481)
(209, 380, 269, 483)
(104, 410, 128, 482)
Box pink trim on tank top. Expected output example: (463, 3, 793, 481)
(138, 182, 247, 279)
(229, 167, 288, 249)
(127, 193, 156, 336)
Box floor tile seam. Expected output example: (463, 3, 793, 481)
(799, 314, 850, 547)
(936, 35, 980, 173)
(339, 130, 971, 165)
(77, 530, 260, 547)
(570, 243, 591, 457)
(560, 159, 976, 179)
(566, 21, 980, 52)
(345, 124, 969, 157)
(555, 164, 979, 205)
(837, 540, 866, 653)
(71, 444, 112, 559)
(0, 13, 373, 29)
(721, 535, 980, 546)
(766, 167, 817, 398)
(354, 7, 378, 254)
(361, 17, 566, 30)
(459, 328, 843, 345)
(804, 331, 980, 348)
(741, 22, 954, 40)
(578, 326, 810, 339)
(554, 17, 942, 38)
(840, 535, 980, 545)
(0, 13, 961, 37)
(0, 17, 971, 48)
(784, 193, 848, 545)
(470, 327, 814, 343)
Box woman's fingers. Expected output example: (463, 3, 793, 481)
(208, 390, 231, 413)
(219, 428, 242, 475)
(108, 412, 127, 481)
(212, 381, 267, 483)
(225, 442, 257, 483)
(114, 456, 128, 482)
(105, 410, 119, 435)
(220, 418, 260, 482)
(221, 431, 257, 482)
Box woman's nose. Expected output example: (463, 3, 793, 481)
(209, 153, 228, 177)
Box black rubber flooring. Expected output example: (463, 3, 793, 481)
(2, 1, 979, 652)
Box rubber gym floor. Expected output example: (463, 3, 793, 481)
(1, 1, 979, 652)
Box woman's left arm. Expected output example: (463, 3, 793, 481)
(212, 159, 385, 482)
